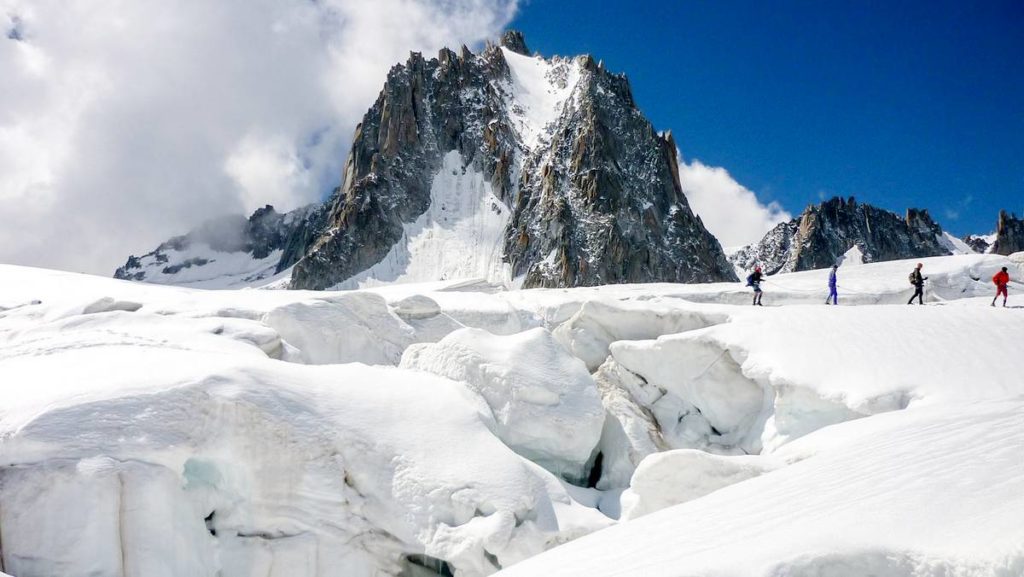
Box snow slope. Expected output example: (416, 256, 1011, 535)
(1, 251, 1023, 576)
(500, 48, 581, 151)
(333, 151, 512, 290)
(939, 231, 976, 255)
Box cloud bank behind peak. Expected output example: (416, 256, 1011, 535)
(678, 156, 791, 250)
(0, 0, 517, 274)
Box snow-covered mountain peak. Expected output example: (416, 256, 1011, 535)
(114, 31, 736, 291)
(283, 31, 734, 290)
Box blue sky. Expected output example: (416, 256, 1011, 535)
(510, 0, 1024, 235)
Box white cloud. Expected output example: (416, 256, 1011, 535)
(0, 0, 517, 274)
(224, 132, 315, 213)
(677, 156, 791, 249)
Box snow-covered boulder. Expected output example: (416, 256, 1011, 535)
(400, 328, 605, 481)
(391, 294, 443, 320)
(552, 299, 727, 371)
(263, 292, 414, 365)
(619, 450, 777, 520)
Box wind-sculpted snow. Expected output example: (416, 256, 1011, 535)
(401, 328, 605, 482)
(552, 299, 727, 371)
(0, 305, 610, 576)
(263, 293, 415, 365)
(496, 400, 1024, 577)
(607, 301, 1023, 455)
(619, 450, 779, 520)
(1, 252, 1023, 577)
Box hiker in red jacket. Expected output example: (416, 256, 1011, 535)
(992, 267, 1010, 307)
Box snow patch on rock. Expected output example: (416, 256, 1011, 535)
(500, 48, 581, 150)
(334, 151, 512, 290)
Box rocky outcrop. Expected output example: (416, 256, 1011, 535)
(990, 211, 1024, 256)
(963, 234, 992, 254)
(731, 197, 952, 274)
(288, 32, 734, 289)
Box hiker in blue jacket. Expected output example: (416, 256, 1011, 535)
(826, 264, 838, 305)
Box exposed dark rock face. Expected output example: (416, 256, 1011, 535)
(731, 197, 952, 274)
(289, 33, 735, 289)
(990, 211, 1024, 256)
(500, 29, 530, 55)
(963, 234, 992, 254)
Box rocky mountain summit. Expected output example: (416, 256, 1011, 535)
(730, 197, 954, 274)
(288, 30, 734, 289)
(115, 31, 736, 289)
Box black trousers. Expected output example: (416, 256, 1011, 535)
(908, 286, 924, 304)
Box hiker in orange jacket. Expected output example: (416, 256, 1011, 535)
(992, 267, 1010, 307)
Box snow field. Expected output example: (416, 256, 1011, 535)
(123, 244, 288, 289)
(1, 251, 1023, 576)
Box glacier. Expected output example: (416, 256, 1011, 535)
(1, 251, 1023, 576)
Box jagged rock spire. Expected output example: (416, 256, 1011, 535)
(992, 210, 1024, 255)
(500, 30, 530, 55)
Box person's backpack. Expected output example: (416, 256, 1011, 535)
(908, 272, 916, 285)
(993, 273, 1000, 285)
(746, 273, 754, 287)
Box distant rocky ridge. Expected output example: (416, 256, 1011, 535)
(114, 204, 325, 288)
(963, 234, 994, 254)
(730, 197, 955, 274)
(114, 30, 737, 289)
